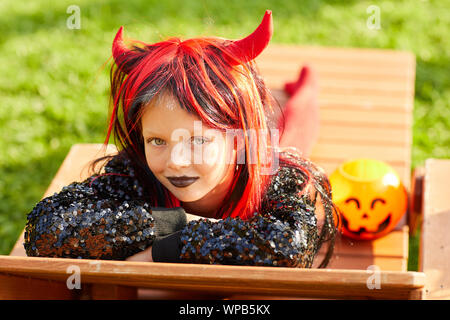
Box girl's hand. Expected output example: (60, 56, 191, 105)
(125, 246, 153, 262)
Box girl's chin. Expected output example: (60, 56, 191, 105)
(168, 188, 207, 203)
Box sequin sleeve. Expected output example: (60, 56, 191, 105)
(178, 165, 321, 268)
(24, 155, 185, 260)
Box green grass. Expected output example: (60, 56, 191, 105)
(1, 0, 449, 271)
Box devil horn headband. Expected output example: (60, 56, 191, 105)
(112, 10, 273, 68)
(223, 10, 273, 65)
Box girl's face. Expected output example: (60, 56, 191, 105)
(141, 91, 236, 204)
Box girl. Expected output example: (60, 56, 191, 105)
(24, 10, 338, 268)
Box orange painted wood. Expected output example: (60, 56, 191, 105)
(87, 283, 138, 300)
(334, 227, 408, 258)
(420, 159, 450, 299)
(9, 231, 26, 257)
(319, 255, 407, 272)
(0, 267, 135, 300)
(314, 226, 408, 271)
(0, 256, 425, 300)
(0, 273, 74, 300)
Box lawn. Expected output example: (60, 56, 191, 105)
(0, 0, 449, 271)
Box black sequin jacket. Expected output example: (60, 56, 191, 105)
(24, 152, 330, 268)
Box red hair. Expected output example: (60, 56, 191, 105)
(104, 28, 282, 220)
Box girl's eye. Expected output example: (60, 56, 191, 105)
(191, 136, 210, 145)
(148, 138, 166, 146)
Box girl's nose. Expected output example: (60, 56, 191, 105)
(167, 142, 192, 169)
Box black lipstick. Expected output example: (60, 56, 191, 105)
(166, 176, 199, 188)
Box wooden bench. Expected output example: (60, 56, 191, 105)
(259, 45, 414, 272)
(0, 44, 431, 299)
(419, 159, 450, 299)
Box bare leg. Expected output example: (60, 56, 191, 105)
(278, 65, 319, 158)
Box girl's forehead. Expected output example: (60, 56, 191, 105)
(149, 90, 180, 111)
(141, 91, 206, 135)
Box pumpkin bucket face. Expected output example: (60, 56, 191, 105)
(330, 159, 407, 240)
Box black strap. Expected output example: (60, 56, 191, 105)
(151, 207, 187, 237)
(152, 230, 183, 263)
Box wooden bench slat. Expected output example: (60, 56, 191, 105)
(318, 100, 413, 112)
(311, 142, 409, 166)
(420, 159, 450, 299)
(320, 109, 411, 128)
(272, 91, 413, 114)
(317, 124, 409, 145)
(258, 45, 415, 66)
(314, 226, 409, 271)
(318, 96, 412, 111)
(0, 256, 425, 299)
(316, 255, 407, 272)
(269, 83, 414, 102)
(262, 73, 414, 96)
(334, 226, 409, 258)
(277, 90, 412, 107)
(0, 273, 75, 300)
(258, 62, 414, 78)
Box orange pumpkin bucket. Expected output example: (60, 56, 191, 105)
(329, 159, 408, 240)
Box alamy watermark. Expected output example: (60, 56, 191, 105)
(366, 5, 381, 30)
(166, 121, 280, 175)
(66, 265, 81, 289)
(67, 5, 81, 30)
(366, 265, 381, 290)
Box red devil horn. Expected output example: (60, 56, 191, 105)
(226, 10, 273, 65)
(112, 26, 131, 67)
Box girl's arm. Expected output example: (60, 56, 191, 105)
(125, 213, 218, 262)
(24, 156, 187, 260)
(149, 165, 333, 268)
